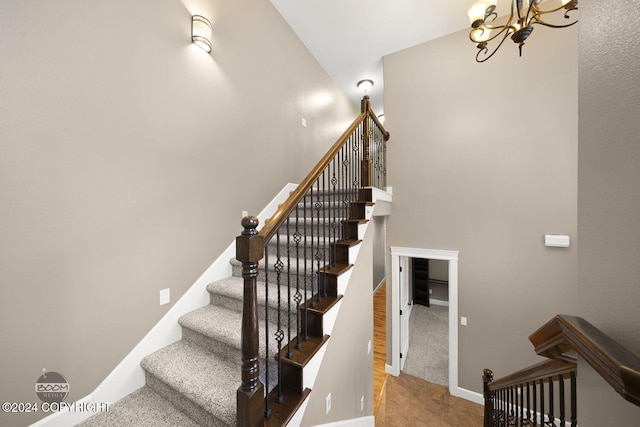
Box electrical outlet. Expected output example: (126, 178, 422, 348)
(160, 288, 170, 306)
(461, 316, 468, 326)
(242, 210, 248, 218)
(325, 393, 331, 414)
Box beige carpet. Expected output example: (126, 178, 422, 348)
(402, 303, 448, 386)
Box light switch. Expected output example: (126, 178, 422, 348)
(160, 288, 170, 306)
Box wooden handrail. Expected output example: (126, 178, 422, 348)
(258, 95, 388, 242)
(258, 110, 366, 242)
(529, 314, 640, 406)
(487, 359, 576, 392)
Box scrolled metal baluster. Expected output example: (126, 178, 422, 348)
(331, 157, 338, 267)
(314, 177, 323, 303)
(303, 190, 309, 340)
(294, 207, 302, 349)
(274, 232, 284, 404)
(310, 186, 316, 309)
(286, 218, 292, 359)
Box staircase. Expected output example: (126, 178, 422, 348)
(79, 96, 389, 427)
(79, 188, 374, 427)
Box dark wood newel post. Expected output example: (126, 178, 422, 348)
(361, 95, 372, 187)
(483, 369, 495, 427)
(236, 216, 265, 427)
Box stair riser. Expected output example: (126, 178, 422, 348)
(208, 292, 297, 328)
(232, 263, 332, 290)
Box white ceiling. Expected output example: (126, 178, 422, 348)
(271, 0, 497, 115)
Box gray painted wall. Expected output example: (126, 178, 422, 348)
(383, 24, 579, 393)
(577, 0, 640, 424)
(0, 1, 354, 425)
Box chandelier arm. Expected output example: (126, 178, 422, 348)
(534, 2, 578, 16)
(476, 29, 512, 63)
(470, 24, 513, 44)
(533, 19, 579, 29)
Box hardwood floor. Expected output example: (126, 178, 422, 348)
(375, 373, 484, 427)
(373, 283, 484, 426)
(373, 282, 388, 415)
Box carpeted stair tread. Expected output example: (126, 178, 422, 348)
(141, 340, 237, 425)
(207, 276, 299, 315)
(79, 386, 200, 427)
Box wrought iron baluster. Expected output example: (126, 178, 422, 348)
(286, 218, 292, 359)
(294, 207, 302, 349)
(525, 382, 531, 424)
(310, 186, 316, 309)
(303, 189, 309, 340)
(510, 386, 515, 423)
(540, 379, 545, 426)
(519, 385, 524, 427)
(321, 169, 327, 297)
(331, 157, 337, 267)
(548, 377, 554, 426)
(274, 232, 284, 404)
(559, 375, 566, 426)
(263, 247, 271, 418)
(570, 371, 577, 427)
(314, 177, 322, 303)
(532, 381, 537, 426)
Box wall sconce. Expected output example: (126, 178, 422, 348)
(357, 79, 374, 93)
(192, 15, 212, 53)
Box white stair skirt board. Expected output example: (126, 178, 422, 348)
(388, 247, 466, 401)
(289, 188, 392, 425)
(31, 183, 299, 427)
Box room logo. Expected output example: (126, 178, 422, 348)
(35, 369, 69, 403)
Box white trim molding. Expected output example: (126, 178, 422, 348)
(389, 247, 462, 400)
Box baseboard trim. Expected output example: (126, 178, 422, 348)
(451, 386, 484, 405)
(429, 298, 449, 307)
(30, 184, 299, 427)
(310, 415, 375, 427)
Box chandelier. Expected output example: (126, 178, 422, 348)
(467, 0, 578, 62)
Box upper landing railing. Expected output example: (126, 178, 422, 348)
(484, 315, 640, 426)
(236, 96, 389, 427)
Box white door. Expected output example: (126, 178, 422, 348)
(399, 256, 411, 370)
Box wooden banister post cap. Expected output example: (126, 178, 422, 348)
(241, 216, 259, 235)
(483, 369, 494, 382)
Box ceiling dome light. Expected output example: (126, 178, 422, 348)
(357, 79, 374, 93)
